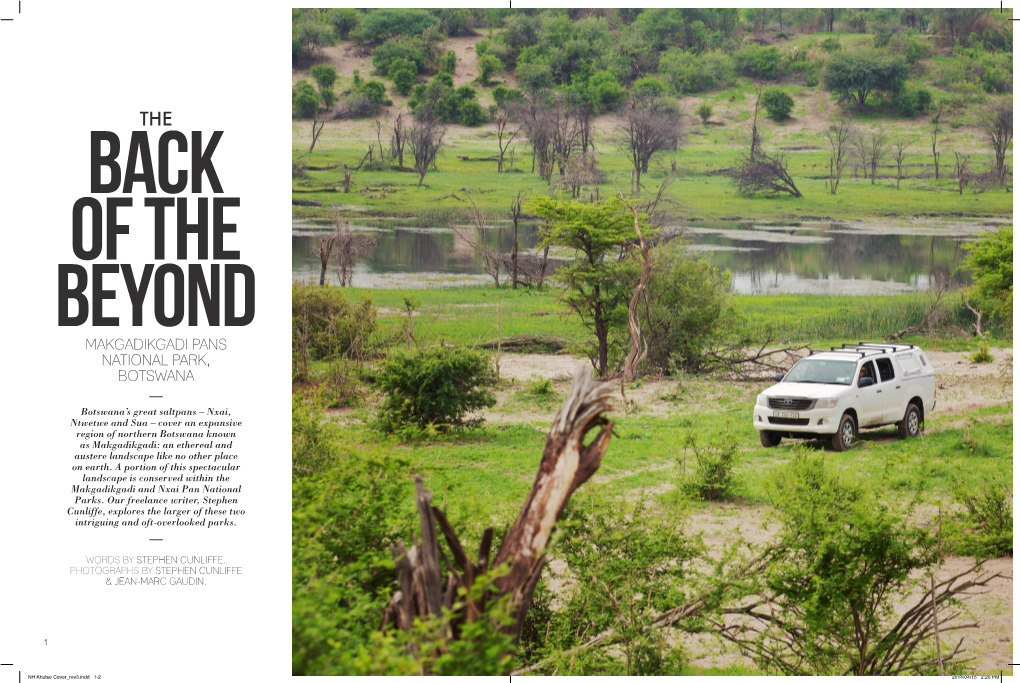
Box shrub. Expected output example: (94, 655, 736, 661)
(434, 71, 454, 88)
(761, 88, 795, 120)
(696, 102, 712, 125)
(359, 8, 438, 42)
(375, 347, 496, 433)
(515, 62, 554, 91)
(896, 86, 932, 117)
(947, 473, 1012, 558)
(460, 100, 487, 127)
(970, 341, 994, 363)
(392, 68, 416, 96)
(492, 85, 523, 106)
(372, 38, 426, 76)
(734, 44, 782, 79)
(678, 431, 738, 501)
(631, 76, 666, 99)
(441, 49, 457, 74)
(310, 64, 338, 91)
(903, 36, 931, 64)
(292, 286, 377, 373)
(959, 225, 1012, 323)
(293, 81, 319, 119)
(328, 8, 361, 40)
(477, 54, 502, 86)
(820, 36, 842, 53)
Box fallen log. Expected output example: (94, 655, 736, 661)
(475, 334, 571, 352)
(456, 155, 500, 162)
(433, 193, 465, 202)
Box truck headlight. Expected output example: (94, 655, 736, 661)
(826, 397, 839, 408)
(757, 395, 767, 407)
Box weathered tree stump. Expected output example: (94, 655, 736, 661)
(382, 362, 615, 662)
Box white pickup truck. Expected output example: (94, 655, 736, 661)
(753, 342, 937, 452)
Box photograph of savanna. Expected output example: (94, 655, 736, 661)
(290, 8, 1013, 676)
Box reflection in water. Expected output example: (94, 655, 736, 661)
(293, 219, 987, 294)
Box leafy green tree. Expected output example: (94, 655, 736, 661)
(734, 44, 782, 79)
(823, 49, 909, 109)
(761, 88, 794, 120)
(695, 102, 712, 125)
(327, 8, 361, 40)
(309, 64, 337, 92)
(459, 100, 487, 127)
(530, 196, 640, 376)
(293, 19, 335, 64)
(392, 68, 416, 96)
(960, 225, 1012, 324)
(372, 38, 426, 75)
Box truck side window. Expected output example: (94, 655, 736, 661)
(875, 358, 895, 382)
(897, 354, 920, 375)
(858, 360, 877, 385)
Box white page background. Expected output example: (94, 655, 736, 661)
(0, 2, 291, 681)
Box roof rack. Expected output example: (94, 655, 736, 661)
(806, 342, 915, 359)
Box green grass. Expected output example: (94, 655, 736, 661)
(329, 286, 1009, 352)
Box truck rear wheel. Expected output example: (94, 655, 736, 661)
(759, 430, 781, 448)
(898, 404, 921, 439)
(831, 414, 856, 452)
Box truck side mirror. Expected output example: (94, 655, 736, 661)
(859, 376, 875, 387)
(774, 373, 784, 382)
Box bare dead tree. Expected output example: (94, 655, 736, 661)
(512, 94, 555, 181)
(826, 116, 856, 195)
(535, 244, 551, 288)
(408, 109, 446, 188)
(375, 119, 386, 166)
(390, 112, 406, 168)
(930, 101, 944, 180)
(893, 138, 910, 190)
(495, 109, 521, 173)
(342, 164, 352, 193)
(619, 95, 684, 195)
(509, 192, 523, 290)
(867, 130, 889, 184)
(851, 132, 869, 181)
(576, 105, 595, 155)
(980, 101, 1012, 185)
(313, 234, 334, 287)
(452, 191, 503, 287)
(383, 363, 615, 665)
(732, 89, 802, 198)
(953, 151, 971, 195)
(557, 149, 600, 199)
(549, 97, 581, 183)
(331, 208, 376, 287)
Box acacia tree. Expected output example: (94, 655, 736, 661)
(530, 196, 637, 377)
(823, 49, 909, 110)
(407, 108, 446, 187)
(980, 101, 1012, 185)
(620, 95, 684, 195)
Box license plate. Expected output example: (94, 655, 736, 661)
(774, 411, 800, 419)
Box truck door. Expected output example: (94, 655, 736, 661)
(874, 357, 901, 422)
(856, 360, 883, 426)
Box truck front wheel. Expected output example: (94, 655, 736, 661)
(898, 404, 921, 439)
(831, 414, 856, 452)
(759, 430, 781, 448)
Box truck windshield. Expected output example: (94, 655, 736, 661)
(783, 359, 857, 385)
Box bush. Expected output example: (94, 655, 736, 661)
(515, 62, 554, 91)
(761, 88, 794, 120)
(734, 44, 782, 79)
(631, 76, 666, 99)
(643, 241, 735, 373)
(696, 102, 712, 125)
(441, 49, 457, 74)
(678, 431, 738, 501)
(820, 36, 843, 53)
(293, 81, 319, 119)
(310, 64, 338, 91)
(359, 9, 438, 43)
(292, 286, 377, 374)
(375, 347, 496, 434)
(970, 341, 994, 363)
(903, 36, 931, 64)
(947, 473, 1012, 558)
(477, 54, 502, 86)
(960, 225, 1012, 324)
(459, 100, 487, 127)
(492, 85, 523, 106)
(328, 8, 361, 40)
(372, 37, 426, 76)
(392, 68, 416, 96)
(896, 86, 932, 117)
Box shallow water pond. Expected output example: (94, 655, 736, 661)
(292, 218, 1002, 294)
